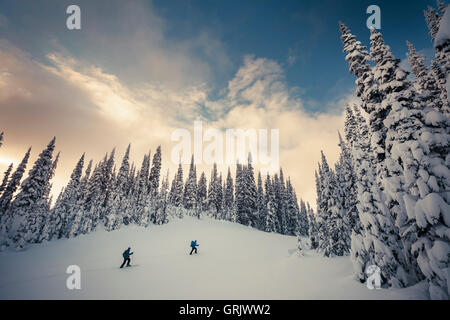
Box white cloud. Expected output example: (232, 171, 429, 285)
(74, 1, 229, 89)
(0, 41, 346, 210)
(208, 56, 344, 207)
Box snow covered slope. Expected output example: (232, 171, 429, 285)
(0, 216, 428, 299)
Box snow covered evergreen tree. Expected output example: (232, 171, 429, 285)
(344, 104, 359, 147)
(183, 155, 197, 213)
(224, 167, 235, 222)
(256, 171, 266, 229)
(149, 146, 162, 197)
(319, 151, 349, 257)
(340, 25, 413, 287)
(207, 163, 220, 218)
(216, 172, 223, 219)
(430, 60, 449, 112)
(196, 171, 207, 219)
(336, 132, 359, 235)
(134, 152, 151, 226)
(67, 159, 92, 238)
(372, 29, 450, 289)
(0, 163, 12, 198)
(235, 162, 244, 224)
(368, 28, 400, 181)
(0, 148, 30, 215)
(344, 105, 371, 281)
(148, 146, 162, 222)
(407, 41, 431, 92)
(272, 174, 282, 233)
(155, 170, 169, 225)
(235, 155, 258, 227)
(425, 5, 442, 41)
(406, 41, 448, 115)
(434, 3, 450, 74)
(438, 0, 448, 16)
(296, 198, 309, 237)
(127, 162, 136, 198)
(340, 23, 387, 185)
(315, 165, 328, 255)
(104, 171, 120, 231)
(277, 169, 288, 234)
(81, 158, 106, 234)
(339, 22, 372, 99)
(264, 174, 277, 233)
(7, 137, 56, 249)
(348, 103, 408, 285)
(111, 144, 131, 227)
(244, 154, 258, 228)
(36, 152, 60, 242)
(284, 178, 300, 236)
(52, 154, 85, 239)
(370, 26, 450, 298)
(306, 203, 319, 250)
(169, 162, 184, 218)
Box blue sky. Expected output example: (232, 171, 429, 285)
(0, 0, 439, 112)
(153, 0, 437, 104)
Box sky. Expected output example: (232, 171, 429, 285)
(0, 0, 441, 207)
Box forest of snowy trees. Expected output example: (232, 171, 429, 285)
(0, 134, 310, 253)
(307, 2, 449, 299)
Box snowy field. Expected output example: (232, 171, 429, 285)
(0, 216, 428, 299)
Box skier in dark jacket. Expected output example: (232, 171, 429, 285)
(120, 247, 134, 268)
(189, 240, 199, 255)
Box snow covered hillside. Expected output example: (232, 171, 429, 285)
(0, 217, 428, 299)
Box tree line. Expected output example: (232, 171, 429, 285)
(0, 134, 310, 250)
(307, 1, 449, 299)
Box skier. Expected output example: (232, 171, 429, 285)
(120, 247, 134, 268)
(189, 240, 199, 255)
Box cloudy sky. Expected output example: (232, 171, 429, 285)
(0, 0, 438, 207)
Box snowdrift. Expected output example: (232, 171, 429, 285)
(0, 216, 428, 299)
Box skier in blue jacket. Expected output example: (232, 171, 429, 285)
(120, 247, 134, 268)
(189, 240, 199, 255)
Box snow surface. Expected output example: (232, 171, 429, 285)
(435, 5, 450, 48)
(0, 216, 429, 299)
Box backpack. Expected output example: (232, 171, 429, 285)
(190, 241, 195, 247)
(123, 250, 128, 259)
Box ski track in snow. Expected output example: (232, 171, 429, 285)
(0, 216, 429, 299)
